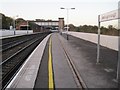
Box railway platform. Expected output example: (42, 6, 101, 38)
(6, 33, 119, 89)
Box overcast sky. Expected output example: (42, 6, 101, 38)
(1, 0, 120, 26)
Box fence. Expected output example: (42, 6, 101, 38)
(0, 30, 33, 37)
(68, 31, 118, 51)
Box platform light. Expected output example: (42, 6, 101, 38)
(60, 7, 75, 40)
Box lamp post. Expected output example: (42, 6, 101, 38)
(13, 15, 18, 35)
(60, 7, 75, 40)
(27, 20, 28, 34)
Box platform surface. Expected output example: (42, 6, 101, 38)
(6, 34, 51, 88)
(35, 33, 118, 88)
(6, 33, 118, 89)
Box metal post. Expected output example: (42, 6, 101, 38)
(117, 23, 120, 87)
(14, 18, 15, 35)
(27, 20, 28, 34)
(117, 4, 120, 87)
(97, 15, 101, 64)
(41, 22, 42, 32)
(60, 7, 75, 40)
(13, 15, 18, 35)
(67, 8, 69, 40)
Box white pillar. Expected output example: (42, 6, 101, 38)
(97, 15, 101, 63)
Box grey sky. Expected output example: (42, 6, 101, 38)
(1, 0, 119, 26)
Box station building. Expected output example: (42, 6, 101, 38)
(16, 18, 64, 32)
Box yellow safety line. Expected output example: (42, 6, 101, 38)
(48, 36, 54, 89)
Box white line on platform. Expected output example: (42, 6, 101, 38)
(6, 34, 51, 89)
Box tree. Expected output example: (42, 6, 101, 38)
(108, 25, 113, 30)
(68, 24, 75, 31)
(1, 13, 14, 29)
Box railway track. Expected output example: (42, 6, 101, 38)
(0, 37, 33, 52)
(0, 32, 50, 89)
(1, 34, 43, 62)
(0, 33, 42, 52)
(57, 34, 88, 90)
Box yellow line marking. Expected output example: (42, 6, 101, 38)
(48, 36, 54, 89)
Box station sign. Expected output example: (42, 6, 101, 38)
(100, 10, 119, 22)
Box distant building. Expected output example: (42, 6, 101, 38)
(32, 18, 64, 32)
(16, 21, 30, 30)
(16, 18, 64, 32)
(59, 18, 64, 31)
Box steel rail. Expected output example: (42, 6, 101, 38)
(0, 35, 38, 52)
(0, 35, 46, 66)
(0, 32, 43, 51)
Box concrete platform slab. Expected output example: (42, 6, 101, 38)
(52, 33, 77, 88)
(6, 34, 51, 89)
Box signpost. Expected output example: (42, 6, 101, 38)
(100, 10, 118, 22)
(27, 20, 28, 34)
(97, 8, 120, 83)
(97, 9, 118, 63)
(117, 1, 120, 89)
(0, 14, 2, 29)
(97, 15, 101, 63)
(13, 15, 18, 35)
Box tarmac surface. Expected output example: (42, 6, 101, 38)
(34, 33, 118, 88)
(6, 32, 119, 89)
(61, 33, 118, 88)
(34, 33, 77, 88)
(52, 33, 77, 88)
